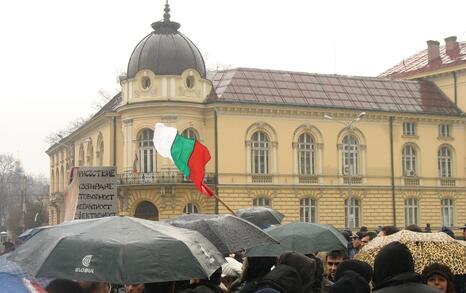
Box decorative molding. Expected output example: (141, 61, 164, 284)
(437, 190, 457, 199)
(400, 190, 423, 200)
(247, 188, 276, 198)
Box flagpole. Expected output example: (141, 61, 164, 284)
(211, 193, 235, 215)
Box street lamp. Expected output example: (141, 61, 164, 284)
(324, 112, 366, 229)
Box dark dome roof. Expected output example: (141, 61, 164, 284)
(127, 5, 206, 79)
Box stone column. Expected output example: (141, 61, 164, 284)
(122, 119, 133, 173)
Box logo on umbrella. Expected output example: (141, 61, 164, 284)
(82, 255, 93, 267)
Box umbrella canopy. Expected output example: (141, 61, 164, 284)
(0, 254, 50, 287)
(18, 226, 51, 242)
(235, 207, 284, 228)
(355, 230, 466, 274)
(168, 214, 279, 255)
(0, 273, 47, 293)
(8, 216, 225, 284)
(246, 222, 348, 257)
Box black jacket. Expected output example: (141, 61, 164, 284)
(373, 272, 442, 293)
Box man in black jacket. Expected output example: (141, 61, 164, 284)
(373, 241, 442, 293)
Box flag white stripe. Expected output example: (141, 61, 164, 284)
(153, 123, 177, 160)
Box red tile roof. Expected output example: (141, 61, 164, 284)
(208, 68, 462, 116)
(379, 41, 466, 78)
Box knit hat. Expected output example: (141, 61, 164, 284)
(329, 271, 370, 293)
(334, 259, 373, 283)
(422, 263, 454, 282)
(373, 242, 414, 287)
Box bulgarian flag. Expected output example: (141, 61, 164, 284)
(153, 123, 214, 196)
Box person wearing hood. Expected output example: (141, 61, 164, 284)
(230, 256, 277, 293)
(276, 252, 317, 293)
(256, 264, 304, 293)
(422, 263, 456, 293)
(372, 241, 442, 293)
(329, 270, 370, 293)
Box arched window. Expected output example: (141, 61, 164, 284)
(438, 146, 453, 177)
(183, 203, 199, 214)
(344, 198, 360, 228)
(404, 198, 419, 226)
(402, 145, 417, 176)
(251, 131, 269, 174)
(441, 198, 454, 227)
(298, 133, 315, 175)
(96, 134, 104, 166)
(138, 129, 155, 173)
(253, 197, 271, 207)
(134, 201, 159, 220)
(300, 198, 316, 223)
(182, 128, 198, 140)
(78, 144, 85, 166)
(342, 135, 359, 175)
(86, 140, 93, 166)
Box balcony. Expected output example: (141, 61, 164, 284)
(298, 175, 319, 184)
(440, 178, 456, 187)
(343, 176, 362, 184)
(118, 172, 216, 185)
(403, 177, 420, 186)
(251, 174, 273, 183)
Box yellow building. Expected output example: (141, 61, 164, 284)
(47, 6, 466, 232)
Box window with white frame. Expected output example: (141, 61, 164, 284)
(182, 128, 198, 140)
(403, 122, 416, 136)
(251, 131, 269, 174)
(441, 198, 454, 227)
(253, 197, 271, 207)
(404, 198, 419, 226)
(138, 129, 155, 173)
(438, 124, 451, 138)
(344, 198, 360, 228)
(438, 146, 453, 178)
(342, 135, 359, 175)
(300, 198, 316, 223)
(402, 145, 417, 176)
(298, 133, 315, 175)
(183, 203, 199, 214)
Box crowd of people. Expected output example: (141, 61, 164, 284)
(1, 223, 466, 293)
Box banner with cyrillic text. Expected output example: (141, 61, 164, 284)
(75, 166, 118, 219)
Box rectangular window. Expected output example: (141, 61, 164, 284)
(404, 198, 419, 226)
(441, 199, 454, 227)
(438, 124, 451, 138)
(403, 122, 416, 136)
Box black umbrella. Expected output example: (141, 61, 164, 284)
(8, 216, 225, 284)
(246, 222, 348, 257)
(167, 214, 279, 255)
(236, 207, 284, 228)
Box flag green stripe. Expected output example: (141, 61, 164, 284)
(170, 134, 195, 177)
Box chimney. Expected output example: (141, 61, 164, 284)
(445, 36, 459, 57)
(427, 40, 440, 64)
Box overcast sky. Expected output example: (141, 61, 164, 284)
(1, 0, 465, 177)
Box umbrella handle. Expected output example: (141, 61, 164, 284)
(212, 193, 235, 215)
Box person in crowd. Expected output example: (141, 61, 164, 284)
(79, 281, 111, 293)
(440, 226, 455, 238)
(422, 263, 456, 293)
(334, 259, 373, 286)
(359, 226, 368, 234)
(329, 270, 370, 293)
(372, 241, 441, 293)
(125, 284, 144, 293)
(275, 252, 316, 292)
(425, 223, 432, 233)
(405, 224, 423, 232)
(188, 268, 223, 293)
(230, 256, 276, 293)
(0, 241, 15, 255)
(340, 229, 356, 259)
(325, 250, 347, 282)
(306, 253, 333, 293)
(377, 226, 399, 237)
(349, 233, 363, 258)
(221, 257, 243, 291)
(255, 253, 310, 293)
(360, 232, 377, 248)
(46, 279, 84, 293)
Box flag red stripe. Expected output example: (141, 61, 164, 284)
(188, 140, 213, 197)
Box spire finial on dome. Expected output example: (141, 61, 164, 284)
(163, 0, 171, 22)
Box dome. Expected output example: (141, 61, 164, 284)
(127, 4, 206, 79)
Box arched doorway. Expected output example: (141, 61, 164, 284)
(134, 201, 159, 220)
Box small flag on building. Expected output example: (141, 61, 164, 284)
(153, 123, 214, 196)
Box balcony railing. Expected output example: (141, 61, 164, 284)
(251, 174, 273, 183)
(440, 178, 456, 187)
(118, 172, 216, 185)
(404, 177, 420, 186)
(299, 175, 319, 184)
(343, 176, 362, 184)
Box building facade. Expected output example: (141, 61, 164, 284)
(47, 7, 466, 232)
